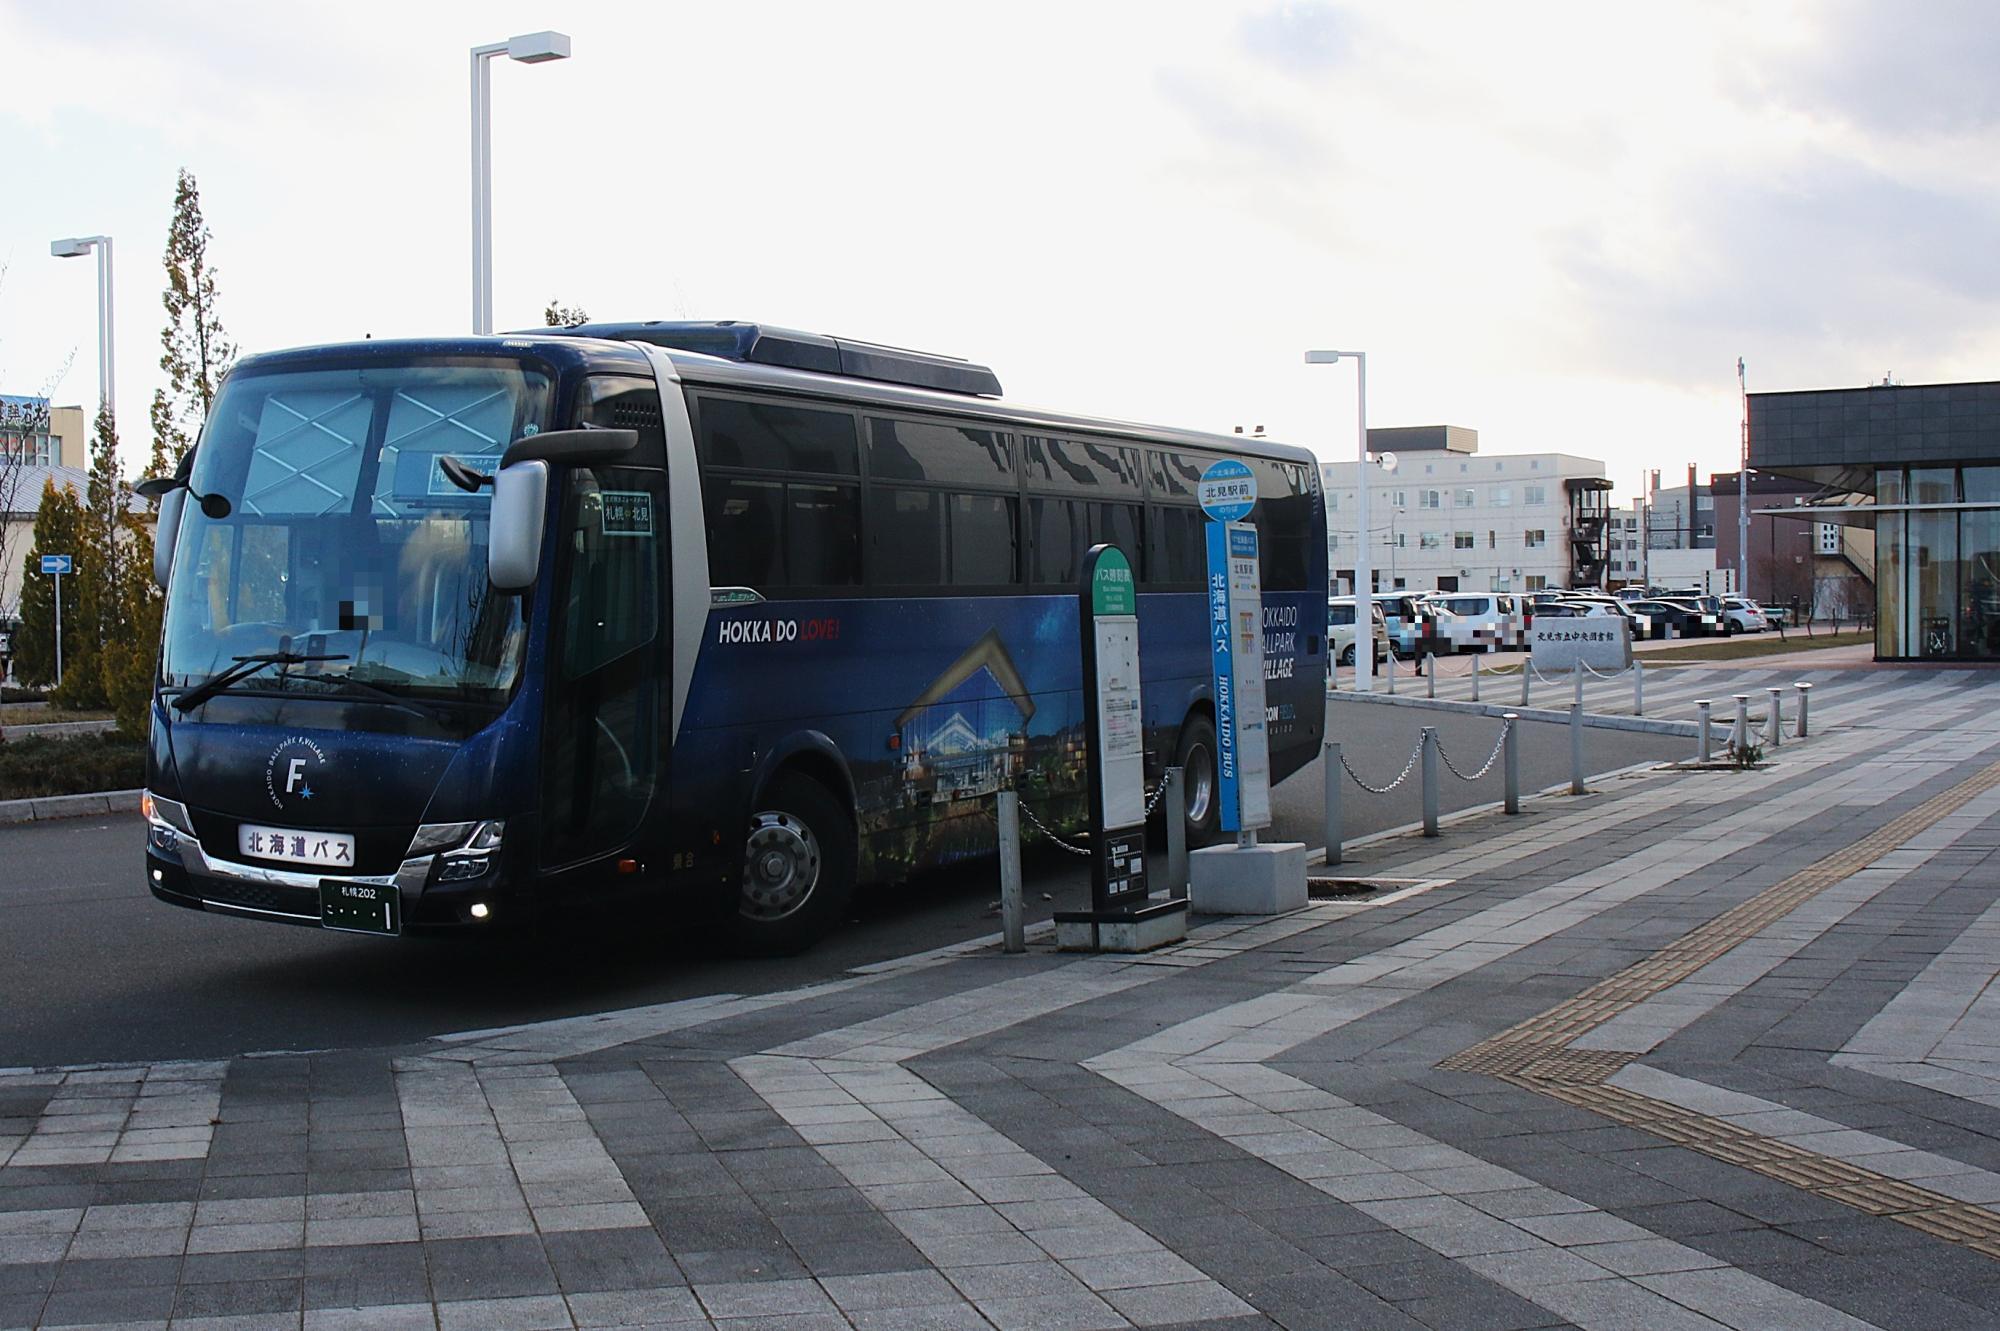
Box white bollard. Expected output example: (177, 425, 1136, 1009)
(1732, 694, 1750, 753)
(1633, 661, 1644, 717)
(1503, 713, 1520, 814)
(1427, 652, 1437, 699)
(1573, 662, 1584, 709)
(1766, 687, 1783, 748)
(1421, 728, 1440, 836)
(1521, 661, 1532, 707)
(1322, 744, 1342, 867)
(1471, 654, 1481, 702)
(1570, 702, 1586, 795)
(1796, 682, 1812, 738)
(998, 791, 1025, 954)
(1695, 699, 1713, 763)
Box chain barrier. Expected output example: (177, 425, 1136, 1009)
(1341, 738, 1423, 795)
(1016, 801, 1092, 856)
(1006, 777, 1174, 858)
(1437, 719, 1511, 781)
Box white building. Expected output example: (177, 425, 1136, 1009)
(1320, 426, 1610, 594)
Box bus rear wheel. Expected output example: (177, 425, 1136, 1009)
(725, 772, 855, 956)
(1175, 714, 1221, 846)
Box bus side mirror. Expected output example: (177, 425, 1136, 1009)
(489, 461, 549, 591)
(153, 488, 186, 591)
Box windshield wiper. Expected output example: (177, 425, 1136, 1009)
(291, 672, 452, 724)
(170, 651, 348, 713)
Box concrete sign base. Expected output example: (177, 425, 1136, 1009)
(1189, 842, 1308, 915)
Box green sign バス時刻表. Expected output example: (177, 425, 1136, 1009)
(1090, 547, 1136, 616)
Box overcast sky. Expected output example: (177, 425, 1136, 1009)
(4, 0, 1998, 500)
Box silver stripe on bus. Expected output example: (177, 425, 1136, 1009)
(635, 344, 712, 746)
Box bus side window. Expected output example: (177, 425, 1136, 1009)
(1028, 498, 1084, 585)
(868, 488, 945, 586)
(948, 493, 1017, 586)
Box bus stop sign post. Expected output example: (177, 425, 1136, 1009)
(1188, 463, 1308, 916)
(41, 554, 71, 688)
(1053, 544, 1188, 954)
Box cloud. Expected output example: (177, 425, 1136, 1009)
(1238, 2, 1352, 76)
(1751, 1, 2000, 137)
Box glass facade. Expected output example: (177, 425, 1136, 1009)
(1876, 466, 2000, 659)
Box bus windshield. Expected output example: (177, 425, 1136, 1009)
(160, 360, 554, 717)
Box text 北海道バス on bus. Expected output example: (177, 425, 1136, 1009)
(140, 322, 1328, 953)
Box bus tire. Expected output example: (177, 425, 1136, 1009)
(1175, 713, 1222, 847)
(725, 772, 855, 956)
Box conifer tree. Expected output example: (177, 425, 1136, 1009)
(153, 169, 235, 475)
(15, 478, 88, 690)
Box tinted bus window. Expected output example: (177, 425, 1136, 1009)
(1251, 460, 1312, 591)
(868, 487, 945, 585)
(706, 478, 784, 587)
(1146, 449, 1212, 501)
(788, 484, 861, 586)
(1146, 506, 1206, 586)
(1023, 437, 1143, 494)
(1028, 498, 1143, 585)
(699, 397, 859, 475)
(867, 418, 1012, 486)
(1029, 498, 1083, 584)
(948, 493, 1017, 586)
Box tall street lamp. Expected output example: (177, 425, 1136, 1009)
(50, 235, 114, 425)
(470, 31, 571, 334)
(1307, 350, 1372, 691)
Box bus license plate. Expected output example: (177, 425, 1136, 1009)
(319, 879, 401, 936)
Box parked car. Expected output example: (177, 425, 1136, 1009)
(1626, 598, 1719, 639)
(1328, 597, 1397, 668)
(1433, 593, 1528, 653)
(1719, 596, 1770, 634)
(1372, 593, 1448, 659)
(1567, 596, 1654, 640)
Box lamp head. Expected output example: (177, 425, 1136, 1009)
(50, 237, 94, 258)
(1303, 350, 1343, 364)
(506, 30, 571, 62)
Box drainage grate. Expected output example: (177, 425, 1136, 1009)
(1439, 759, 2000, 1261)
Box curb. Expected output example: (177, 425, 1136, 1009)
(0, 788, 143, 826)
(1329, 688, 1700, 738)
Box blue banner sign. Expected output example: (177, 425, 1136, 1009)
(1206, 522, 1238, 830)
(40, 554, 72, 575)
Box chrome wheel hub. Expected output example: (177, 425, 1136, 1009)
(1184, 743, 1214, 824)
(740, 810, 821, 922)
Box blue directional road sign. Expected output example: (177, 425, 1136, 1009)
(40, 554, 71, 575)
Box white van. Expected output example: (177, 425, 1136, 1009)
(1327, 596, 1396, 668)
(1434, 593, 1527, 653)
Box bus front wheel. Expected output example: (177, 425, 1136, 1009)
(1175, 714, 1222, 846)
(726, 772, 856, 955)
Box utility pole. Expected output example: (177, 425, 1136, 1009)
(1737, 357, 1750, 597)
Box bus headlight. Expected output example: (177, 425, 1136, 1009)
(435, 820, 504, 883)
(144, 790, 192, 857)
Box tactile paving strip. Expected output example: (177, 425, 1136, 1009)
(1441, 760, 2000, 1257)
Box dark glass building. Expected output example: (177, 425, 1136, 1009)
(1749, 381, 2000, 661)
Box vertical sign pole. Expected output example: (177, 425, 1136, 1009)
(1054, 543, 1165, 950)
(53, 570, 63, 689)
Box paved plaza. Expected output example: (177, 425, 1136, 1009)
(8, 673, 2000, 1328)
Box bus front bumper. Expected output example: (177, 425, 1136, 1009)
(145, 825, 515, 932)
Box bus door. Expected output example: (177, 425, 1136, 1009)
(540, 464, 669, 878)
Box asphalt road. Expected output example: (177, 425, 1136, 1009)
(0, 699, 1686, 1068)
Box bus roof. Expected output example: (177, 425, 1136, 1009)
(235, 326, 1319, 471)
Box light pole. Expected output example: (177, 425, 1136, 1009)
(471, 31, 571, 334)
(50, 235, 114, 425)
(1307, 350, 1372, 690)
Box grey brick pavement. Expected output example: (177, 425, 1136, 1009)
(9, 680, 2000, 1327)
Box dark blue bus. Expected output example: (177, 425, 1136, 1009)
(140, 323, 1327, 952)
